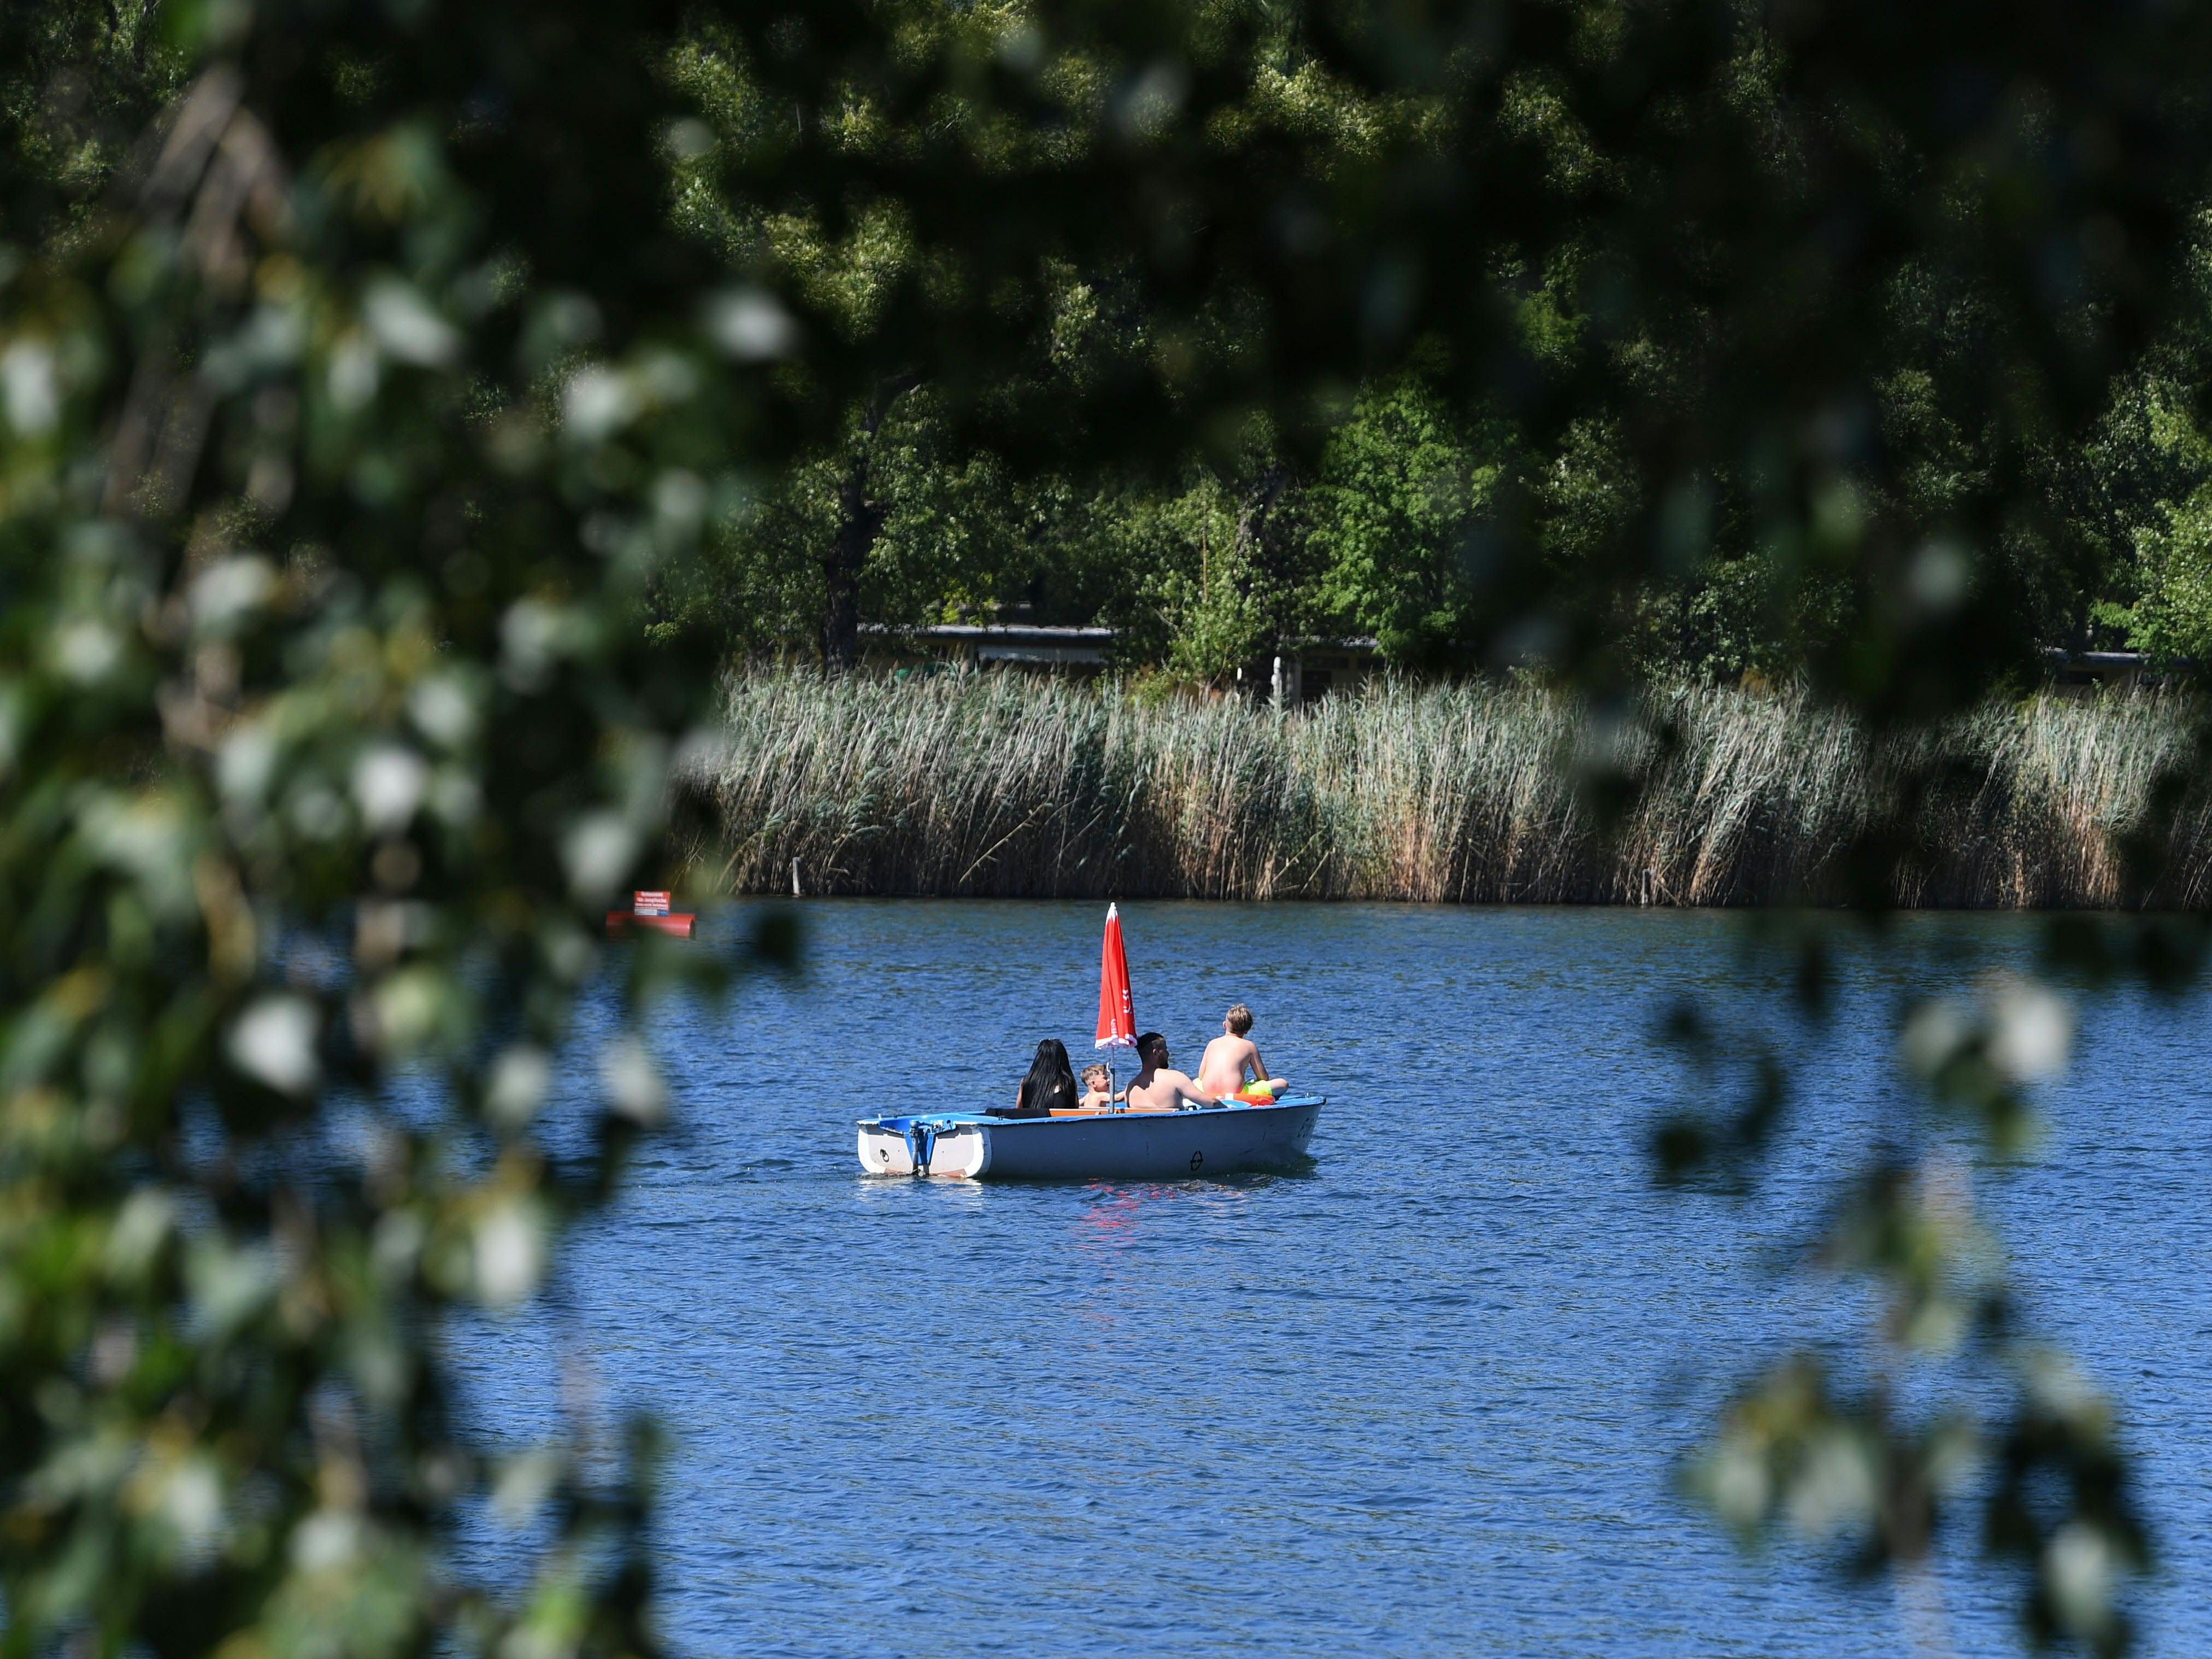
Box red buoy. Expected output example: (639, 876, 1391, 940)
(606, 890, 697, 938)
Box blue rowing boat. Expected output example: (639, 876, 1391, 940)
(856, 1095, 1325, 1181)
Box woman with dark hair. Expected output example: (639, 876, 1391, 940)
(995, 1038, 1076, 1118)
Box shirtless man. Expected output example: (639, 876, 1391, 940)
(1125, 1032, 1219, 1112)
(1197, 1003, 1269, 1098)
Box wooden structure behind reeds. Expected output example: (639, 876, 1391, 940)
(679, 670, 2212, 908)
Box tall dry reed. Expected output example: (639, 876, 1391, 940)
(679, 670, 2212, 907)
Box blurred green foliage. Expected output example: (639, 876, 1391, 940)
(8, 0, 2212, 1655)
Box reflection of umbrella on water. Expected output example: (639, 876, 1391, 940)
(1096, 903, 1136, 1104)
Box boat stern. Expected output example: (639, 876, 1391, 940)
(856, 1116, 991, 1179)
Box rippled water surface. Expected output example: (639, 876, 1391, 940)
(454, 902, 2212, 1657)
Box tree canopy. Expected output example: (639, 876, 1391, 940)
(650, 1, 2212, 690)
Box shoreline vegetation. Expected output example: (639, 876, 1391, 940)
(683, 670, 2212, 908)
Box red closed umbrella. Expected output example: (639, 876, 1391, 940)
(1096, 903, 1136, 1054)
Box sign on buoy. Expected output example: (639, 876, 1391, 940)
(605, 890, 697, 938)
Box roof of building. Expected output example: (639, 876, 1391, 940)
(861, 622, 1114, 664)
(862, 622, 1116, 643)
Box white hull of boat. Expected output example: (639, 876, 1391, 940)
(856, 1096, 1323, 1181)
(857, 1119, 992, 1179)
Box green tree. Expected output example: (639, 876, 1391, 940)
(1309, 372, 1508, 667)
(2111, 470, 2212, 660)
(1, 0, 185, 245)
(2066, 242, 2212, 662)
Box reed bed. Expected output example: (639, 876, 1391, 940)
(680, 670, 2212, 907)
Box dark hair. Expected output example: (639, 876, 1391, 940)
(1017, 1038, 1077, 1116)
(1136, 1031, 1168, 1066)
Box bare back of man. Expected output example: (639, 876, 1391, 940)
(1126, 1033, 1217, 1112)
(1196, 1003, 1268, 1097)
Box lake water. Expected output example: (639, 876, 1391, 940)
(452, 901, 2212, 1658)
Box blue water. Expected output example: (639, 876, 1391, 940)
(452, 902, 2212, 1657)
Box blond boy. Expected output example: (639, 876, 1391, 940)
(1197, 1003, 1269, 1097)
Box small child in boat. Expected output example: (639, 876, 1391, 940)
(1197, 1003, 1270, 1098)
(1079, 1063, 1115, 1110)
